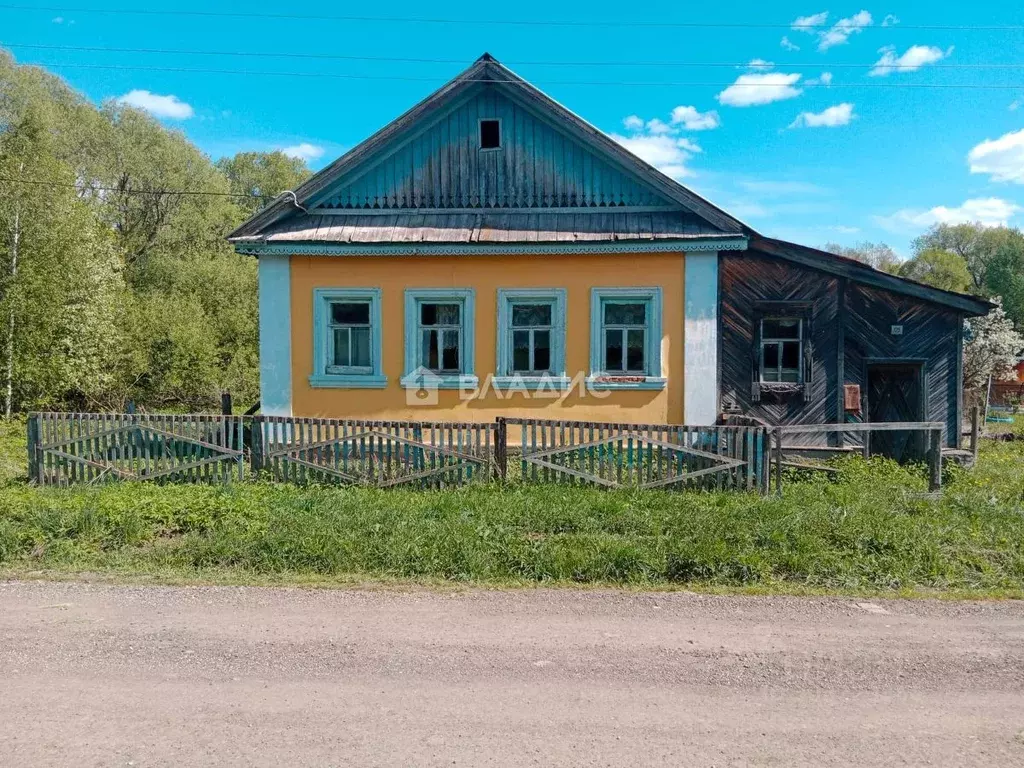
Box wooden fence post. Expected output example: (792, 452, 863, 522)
(250, 415, 264, 475)
(929, 428, 942, 493)
(759, 427, 771, 496)
(773, 427, 783, 496)
(221, 391, 233, 416)
(494, 417, 507, 481)
(970, 405, 980, 461)
(26, 413, 40, 484)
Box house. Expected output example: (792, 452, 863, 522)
(228, 53, 991, 455)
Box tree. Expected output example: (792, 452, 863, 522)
(898, 248, 973, 293)
(822, 241, 901, 274)
(217, 151, 311, 218)
(962, 299, 1024, 392)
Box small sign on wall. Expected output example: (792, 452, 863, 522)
(843, 384, 861, 412)
(890, 324, 904, 336)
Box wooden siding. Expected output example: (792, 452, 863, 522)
(313, 85, 676, 211)
(720, 251, 963, 447)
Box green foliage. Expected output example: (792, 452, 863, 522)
(1, 441, 1023, 595)
(899, 247, 974, 294)
(822, 241, 901, 274)
(217, 151, 311, 217)
(0, 51, 267, 412)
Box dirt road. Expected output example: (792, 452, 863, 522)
(1, 581, 1023, 767)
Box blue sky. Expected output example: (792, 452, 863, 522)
(7, 1, 1024, 253)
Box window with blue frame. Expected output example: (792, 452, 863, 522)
(495, 289, 568, 387)
(310, 288, 386, 388)
(402, 289, 477, 389)
(588, 287, 664, 389)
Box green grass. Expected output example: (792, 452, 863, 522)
(1, 426, 1023, 595)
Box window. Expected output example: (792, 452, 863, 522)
(588, 288, 665, 389)
(479, 119, 501, 150)
(402, 289, 477, 389)
(310, 288, 386, 388)
(760, 317, 803, 383)
(496, 289, 568, 388)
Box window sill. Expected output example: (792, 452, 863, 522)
(585, 375, 667, 391)
(400, 374, 479, 390)
(492, 375, 573, 391)
(308, 374, 388, 389)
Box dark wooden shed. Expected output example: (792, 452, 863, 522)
(718, 236, 992, 457)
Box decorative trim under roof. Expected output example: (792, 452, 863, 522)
(235, 237, 748, 257)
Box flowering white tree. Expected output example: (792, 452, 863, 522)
(963, 298, 1024, 391)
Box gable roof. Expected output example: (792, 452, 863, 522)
(228, 53, 746, 243)
(749, 236, 993, 317)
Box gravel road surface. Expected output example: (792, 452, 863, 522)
(1, 580, 1023, 767)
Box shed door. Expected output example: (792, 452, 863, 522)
(866, 363, 924, 462)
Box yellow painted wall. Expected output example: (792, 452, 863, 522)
(289, 253, 685, 423)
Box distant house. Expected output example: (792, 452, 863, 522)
(229, 54, 990, 456)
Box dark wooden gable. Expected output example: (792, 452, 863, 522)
(312, 84, 676, 211)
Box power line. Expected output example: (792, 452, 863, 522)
(7, 42, 1024, 70)
(25, 61, 1024, 89)
(0, 176, 270, 198)
(2, 4, 1023, 30)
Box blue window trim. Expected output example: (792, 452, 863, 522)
(588, 287, 665, 391)
(401, 288, 478, 390)
(310, 287, 386, 388)
(494, 288, 568, 389)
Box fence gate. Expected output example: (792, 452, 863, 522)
(507, 418, 768, 492)
(28, 412, 245, 486)
(254, 416, 497, 488)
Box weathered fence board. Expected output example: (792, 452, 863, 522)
(28, 412, 245, 487)
(254, 416, 498, 488)
(505, 418, 768, 491)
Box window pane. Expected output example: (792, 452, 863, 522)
(780, 369, 800, 383)
(604, 302, 646, 325)
(421, 329, 438, 370)
(512, 330, 531, 371)
(350, 327, 371, 368)
(762, 368, 780, 382)
(762, 318, 800, 339)
(605, 329, 623, 371)
(331, 301, 369, 325)
(763, 342, 780, 370)
(441, 329, 460, 370)
(512, 303, 552, 327)
(533, 330, 551, 372)
(421, 302, 460, 326)
(781, 340, 801, 370)
(626, 328, 645, 372)
(332, 328, 350, 367)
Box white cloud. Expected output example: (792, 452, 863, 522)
(645, 118, 672, 135)
(878, 198, 1022, 232)
(789, 102, 856, 128)
(611, 133, 700, 179)
(881, 14, 900, 27)
(52, 16, 64, 23)
(717, 72, 803, 107)
(115, 90, 194, 119)
(806, 71, 833, 86)
(623, 115, 645, 130)
(968, 129, 1024, 184)
(747, 58, 775, 71)
(870, 45, 952, 76)
(818, 10, 873, 51)
(670, 105, 721, 130)
(792, 11, 829, 31)
(281, 142, 325, 162)
(832, 224, 861, 234)
(780, 36, 801, 51)
(1010, 99, 1022, 112)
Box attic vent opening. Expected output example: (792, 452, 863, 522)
(479, 119, 501, 150)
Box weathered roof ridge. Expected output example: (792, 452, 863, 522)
(227, 53, 746, 241)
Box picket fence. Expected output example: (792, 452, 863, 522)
(27, 412, 769, 493)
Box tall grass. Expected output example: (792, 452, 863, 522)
(1, 442, 1022, 593)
